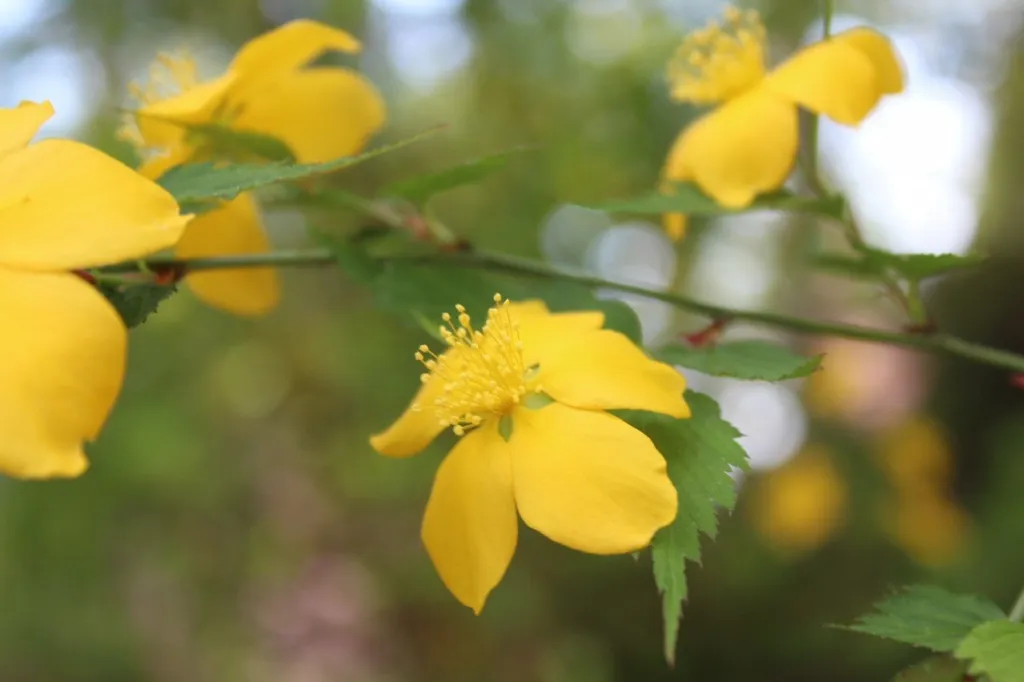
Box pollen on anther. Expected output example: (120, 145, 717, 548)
(410, 294, 530, 438)
(666, 5, 767, 105)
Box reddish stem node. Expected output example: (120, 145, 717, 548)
(152, 264, 186, 285)
(72, 269, 97, 285)
(684, 317, 730, 348)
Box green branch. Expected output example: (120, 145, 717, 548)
(122, 247, 1024, 374)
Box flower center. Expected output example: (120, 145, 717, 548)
(666, 5, 767, 104)
(117, 49, 202, 151)
(414, 294, 533, 437)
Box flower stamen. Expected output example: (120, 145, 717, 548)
(117, 49, 202, 155)
(413, 293, 529, 437)
(667, 5, 767, 104)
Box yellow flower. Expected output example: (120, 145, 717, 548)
(660, 6, 903, 238)
(122, 19, 386, 316)
(750, 444, 846, 555)
(370, 295, 689, 612)
(883, 493, 970, 568)
(875, 416, 971, 567)
(0, 101, 190, 478)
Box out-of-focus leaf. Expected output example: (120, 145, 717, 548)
(813, 253, 884, 279)
(185, 122, 295, 162)
(955, 620, 1024, 682)
(321, 231, 646, 344)
(891, 655, 970, 682)
(842, 585, 1006, 653)
(815, 249, 984, 282)
(382, 148, 532, 205)
(657, 340, 822, 381)
(865, 250, 984, 281)
(620, 393, 748, 665)
(591, 184, 845, 219)
(158, 128, 440, 209)
(99, 282, 177, 328)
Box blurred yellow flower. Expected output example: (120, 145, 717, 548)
(0, 101, 189, 478)
(371, 295, 689, 612)
(802, 334, 923, 429)
(750, 444, 846, 555)
(660, 6, 903, 238)
(121, 19, 386, 316)
(875, 416, 970, 567)
(876, 416, 953, 494)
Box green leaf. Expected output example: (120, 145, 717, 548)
(591, 299, 643, 344)
(382, 147, 531, 205)
(99, 283, 177, 328)
(320, 230, 645, 342)
(955, 620, 1024, 682)
(657, 340, 821, 382)
(891, 655, 970, 682)
(186, 122, 295, 162)
(815, 249, 984, 282)
(591, 184, 845, 219)
(619, 393, 748, 665)
(372, 260, 502, 322)
(312, 226, 387, 285)
(158, 128, 440, 209)
(843, 585, 1006, 653)
(866, 250, 984, 282)
(813, 252, 885, 280)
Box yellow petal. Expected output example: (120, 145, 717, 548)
(534, 329, 689, 417)
(663, 212, 687, 241)
(656, 178, 688, 241)
(175, 193, 279, 317)
(834, 28, 904, 95)
(421, 422, 518, 613)
(510, 403, 677, 553)
(0, 101, 53, 159)
(505, 300, 551, 319)
(370, 347, 467, 458)
(135, 74, 235, 151)
(510, 305, 605, 367)
(665, 90, 797, 208)
(0, 270, 127, 479)
(0, 139, 190, 270)
(230, 19, 361, 78)
(231, 68, 385, 163)
(763, 27, 903, 126)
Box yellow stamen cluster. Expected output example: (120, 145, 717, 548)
(667, 5, 767, 104)
(413, 294, 528, 437)
(117, 49, 201, 151)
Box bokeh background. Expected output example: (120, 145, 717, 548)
(2, 0, 1023, 680)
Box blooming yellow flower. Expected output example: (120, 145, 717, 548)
(0, 100, 190, 478)
(660, 6, 904, 238)
(370, 295, 689, 612)
(122, 19, 386, 316)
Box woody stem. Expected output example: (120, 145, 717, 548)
(121, 247, 1024, 374)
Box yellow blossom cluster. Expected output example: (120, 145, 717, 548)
(660, 6, 904, 239)
(120, 19, 386, 315)
(0, 19, 383, 475)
